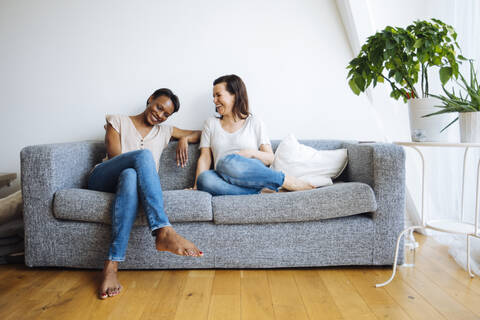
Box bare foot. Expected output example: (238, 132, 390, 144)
(155, 226, 203, 257)
(260, 188, 276, 194)
(282, 174, 315, 191)
(99, 260, 122, 299)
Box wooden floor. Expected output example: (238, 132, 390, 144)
(1, 233, 479, 320)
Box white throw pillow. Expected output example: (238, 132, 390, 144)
(272, 134, 348, 187)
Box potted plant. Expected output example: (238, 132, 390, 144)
(423, 60, 480, 142)
(346, 18, 466, 141)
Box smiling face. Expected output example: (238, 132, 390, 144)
(145, 95, 175, 125)
(213, 82, 235, 117)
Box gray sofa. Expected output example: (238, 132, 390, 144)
(20, 140, 405, 269)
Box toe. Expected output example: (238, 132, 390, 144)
(107, 288, 114, 297)
(99, 292, 108, 299)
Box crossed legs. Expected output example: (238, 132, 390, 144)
(88, 150, 203, 299)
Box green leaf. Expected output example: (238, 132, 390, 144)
(349, 78, 361, 95)
(377, 76, 384, 83)
(354, 76, 366, 91)
(414, 39, 423, 48)
(440, 117, 459, 132)
(439, 67, 452, 85)
(394, 72, 403, 83)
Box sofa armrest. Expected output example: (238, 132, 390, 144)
(21, 141, 105, 201)
(20, 140, 105, 265)
(344, 142, 406, 265)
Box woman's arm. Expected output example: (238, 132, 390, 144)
(172, 127, 202, 167)
(237, 144, 274, 166)
(193, 147, 213, 189)
(172, 127, 202, 142)
(105, 124, 121, 159)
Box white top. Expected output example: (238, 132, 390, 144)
(105, 114, 173, 172)
(199, 115, 270, 169)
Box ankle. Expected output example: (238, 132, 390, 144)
(156, 226, 175, 238)
(103, 260, 118, 273)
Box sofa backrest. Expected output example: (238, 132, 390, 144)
(158, 139, 351, 190)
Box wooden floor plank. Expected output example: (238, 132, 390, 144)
(208, 294, 241, 320)
(140, 270, 188, 320)
(2, 269, 66, 320)
(344, 269, 412, 320)
(293, 269, 343, 320)
(318, 269, 376, 320)
(397, 264, 478, 320)
(207, 270, 241, 320)
(173, 270, 214, 320)
(0, 266, 63, 319)
(39, 271, 98, 320)
(267, 269, 309, 320)
(417, 234, 480, 295)
(240, 270, 275, 320)
(414, 249, 480, 317)
(211, 269, 241, 295)
(375, 269, 446, 320)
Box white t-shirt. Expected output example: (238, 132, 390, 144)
(105, 114, 173, 172)
(199, 115, 270, 169)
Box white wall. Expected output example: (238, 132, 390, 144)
(0, 0, 384, 196)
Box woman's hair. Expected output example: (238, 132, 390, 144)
(147, 88, 180, 113)
(213, 74, 249, 120)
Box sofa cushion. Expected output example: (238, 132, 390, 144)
(212, 182, 377, 224)
(53, 188, 212, 225)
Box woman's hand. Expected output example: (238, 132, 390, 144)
(236, 145, 274, 166)
(176, 137, 189, 167)
(236, 149, 255, 158)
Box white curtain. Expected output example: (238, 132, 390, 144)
(428, 0, 480, 275)
(336, 0, 480, 273)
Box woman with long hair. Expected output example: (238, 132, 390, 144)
(194, 75, 313, 195)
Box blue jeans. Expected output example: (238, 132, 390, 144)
(87, 149, 171, 262)
(197, 154, 285, 196)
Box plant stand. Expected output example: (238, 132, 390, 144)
(376, 142, 480, 287)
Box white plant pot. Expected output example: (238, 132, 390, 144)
(408, 97, 456, 142)
(459, 112, 480, 142)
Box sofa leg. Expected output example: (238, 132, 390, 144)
(375, 225, 425, 288)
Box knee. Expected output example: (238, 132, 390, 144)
(216, 154, 245, 178)
(118, 168, 137, 194)
(133, 149, 155, 165)
(196, 171, 217, 192)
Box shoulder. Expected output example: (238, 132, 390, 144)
(106, 114, 130, 124)
(203, 117, 218, 128)
(105, 114, 126, 132)
(246, 114, 265, 128)
(106, 114, 121, 121)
